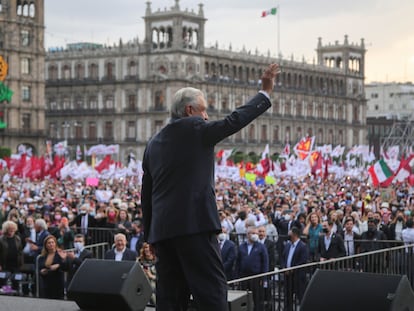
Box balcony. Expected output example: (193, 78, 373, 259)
(1, 128, 46, 137)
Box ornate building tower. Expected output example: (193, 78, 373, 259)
(316, 35, 367, 146)
(0, 0, 46, 154)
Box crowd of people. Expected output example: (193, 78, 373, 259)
(0, 172, 414, 308)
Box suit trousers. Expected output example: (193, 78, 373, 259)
(154, 232, 228, 311)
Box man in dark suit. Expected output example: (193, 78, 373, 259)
(141, 64, 279, 311)
(104, 233, 137, 261)
(317, 220, 346, 261)
(281, 227, 309, 311)
(69, 203, 97, 243)
(65, 234, 93, 286)
(128, 220, 145, 254)
(237, 227, 269, 311)
(218, 229, 236, 282)
(30, 218, 50, 257)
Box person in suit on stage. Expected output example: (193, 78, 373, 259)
(317, 220, 346, 261)
(30, 218, 50, 257)
(104, 233, 137, 261)
(141, 63, 279, 311)
(258, 225, 276, 310)
(281, 227, 309, 311)
(236, 226, 269, 311)
(218, 228, 236, 281)
(64, 234, 93, 286)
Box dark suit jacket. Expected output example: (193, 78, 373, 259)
(317, 233, 346, 260)
(263, 238, 276, 271)
(104, 248, 138, 261)
(281, 240, 309, 269)
(69, 214, 97, 230)
(220, 239, 236, 281)
(236, 241, 269, 278)
(32, 230, 50, 257)
(142, 93, 271, 243)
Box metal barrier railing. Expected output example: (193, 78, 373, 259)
(35, 242, 110, 298)
(227, 243, 414, 311)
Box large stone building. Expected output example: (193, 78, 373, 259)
(0, 0, 46, 154)
(45, 1, 367, 162)
(366, 82, 414, 156)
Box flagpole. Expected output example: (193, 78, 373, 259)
(277, 4, 280, 57)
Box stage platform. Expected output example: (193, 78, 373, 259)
(0, 296, 155, 311)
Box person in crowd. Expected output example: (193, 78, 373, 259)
(317, 220, 346, 261)
(128, 220, 145, 255)
(292, 213, 306, 234)
(30, 218, 50, 257)
(218, 228, 236, 282)
(141, 64, 279, 310)
(388, 210, 406, 242)
(64, 234, 93, 286)
(302, 212, 322, 261)
(258, 225, 276, 272)
(343, 216, 361, 256)
(236, 226, 269, 311)
(360, 218, 387, 253)
(115, 208, 132, 236)
(104, 233, 137, 261)
(281, 227, 309, 311)
(264, 213, 278, 241)
(138, 242, 157, 306)
(56, 217, 74, 250)
(37, 235, 68, 299)
(0, 220, 24, 289)
(69, 203, 96, 242)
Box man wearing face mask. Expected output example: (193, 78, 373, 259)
(65, 234, 93, 286)
(317, 220, 346, 261)
(69, 203, 96, 243)
(218, 228, 236, 281)
(360, 218, 387, 253)
(236, 226, 269, 311)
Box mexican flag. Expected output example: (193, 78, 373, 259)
(368, 159, 393, 187)
(261, 7, 277, 17)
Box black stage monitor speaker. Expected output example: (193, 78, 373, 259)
(67, 259, 152, 311)
(301, 269, 414, 311)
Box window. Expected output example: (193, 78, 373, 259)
(49, 123, 57, 138)
(127, 121, 135, 138)
(62, 97, 70, 110)
(21, 58, 30, 74)
(104, 121, 113, 138)
(375, 105, 379, 110)
(75, 64, 84, 79)
(75, 124, 83, 139)
(128, 94, 136, 110)
(22, 113, 31, 130)
(21, 30, 30, 46)
(22, 86, 31, 101)
(89, 96, 97, 109)
(105, 95, 114, 109)
(48, 98, 57, 110)
(248, 124, 255, 141)
(88, 122, 96, 139)
(273, 126, 279, 143)
(128, 61, 137, 76)
(89, 63, 98, 79)
(48, 65, 58, 80)
(74, 97, 83, 110)
(62, 65, 71, 80)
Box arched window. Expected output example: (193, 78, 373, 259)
(29, 2, 35, 17)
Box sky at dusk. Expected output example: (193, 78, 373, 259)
(44, 0, 414, 83)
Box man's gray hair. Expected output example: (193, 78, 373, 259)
(35, 218, 48, 230)
(170, 87, 204, 119)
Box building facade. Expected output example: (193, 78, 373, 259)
(0, 0, 46, 154)
(366, 82, 414, 156)
(45, 1, 367, 162)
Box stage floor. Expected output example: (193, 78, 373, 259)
(0, 296, 155, 311)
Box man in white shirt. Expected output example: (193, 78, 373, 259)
(104, 233, 137, 261)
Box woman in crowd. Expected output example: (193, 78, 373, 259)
(0, 220, 24, 289)
(38, 235, 67, 299)
(138, 242, 156, 305)
(303, 212, 322, 261)
(115, 208, 132, 235)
